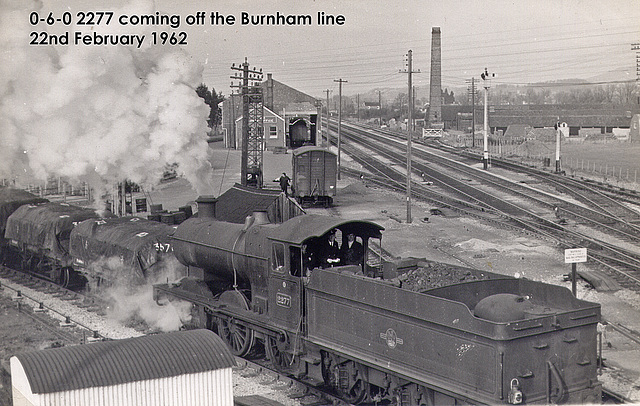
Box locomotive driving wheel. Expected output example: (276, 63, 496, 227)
(265, 334, 300, 373)
(216, 290, 255, 357)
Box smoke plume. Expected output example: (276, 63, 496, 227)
(0, 0, 213, 194)
(86, 255, 192, 332)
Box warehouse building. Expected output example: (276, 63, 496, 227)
(11, 329, 235, 406)
(442, 104, 637, 138)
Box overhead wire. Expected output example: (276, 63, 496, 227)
(201, 14, 639, 94)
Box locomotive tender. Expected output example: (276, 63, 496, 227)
(155, 197, 602, 405)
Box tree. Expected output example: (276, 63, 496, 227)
(442, 88, 455, 104)
(196, 84, 224, 131)
(616, 82, 638, 104)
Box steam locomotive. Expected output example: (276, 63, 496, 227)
(1, 186, 603, 404)
(0, 186, 181, 288)
(154, 196, 603, 405)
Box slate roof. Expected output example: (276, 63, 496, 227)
(13, 329, 235, 394)
(215, 183, 283, 224)
(261, 78, 318, 115)
(441, 104, 636, 128)
(504, 124, 532, 138)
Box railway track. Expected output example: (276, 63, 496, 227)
(235, 355, 352, 406)
(327, 120, 640, 293)
(0, 265, 107, 343)
(0, 265, 351, 406)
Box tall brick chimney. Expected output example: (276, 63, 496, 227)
(428, 27, 442, 126)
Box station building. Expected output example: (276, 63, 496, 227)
(11, 329, 235, 406)
(222, 74, 321, 150)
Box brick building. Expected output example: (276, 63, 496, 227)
(442, 104, 638, 139)
(222, 74, 320, 150)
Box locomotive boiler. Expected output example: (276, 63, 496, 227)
(154, 196, 603, 405)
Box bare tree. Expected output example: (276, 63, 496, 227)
(615, 82, 638, 104)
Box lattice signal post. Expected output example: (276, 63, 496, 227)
(231, 58, 264, 188)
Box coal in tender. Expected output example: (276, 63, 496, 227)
(393, 262, 490, 292)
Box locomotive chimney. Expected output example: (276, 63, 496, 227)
(195, 196, 217, 218)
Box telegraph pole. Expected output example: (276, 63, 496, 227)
(334, 79, 347, 180)
(480, 68, 495, 170)
(378, 90, 382, 126)
(231, 58, 263, 187)
(466, 77, 477, 147)
(633, 43, 640, 103)
(324, 89, 331, 147)
(400, 50, 420, 223)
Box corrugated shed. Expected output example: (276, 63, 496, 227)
(0, 187, 48, 235)
(13, 329, 235, 394)
(34, 369, 233, 406)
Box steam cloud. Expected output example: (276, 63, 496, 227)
(0, 0, 213, 194)
(86, 255, 192, 332)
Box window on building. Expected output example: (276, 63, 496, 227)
(269, 126, 278, 139)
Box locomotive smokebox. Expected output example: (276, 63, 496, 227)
(196, 196, 217, 218)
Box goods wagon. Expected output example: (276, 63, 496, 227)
(0, 187, 48, 264)
(291, 146, 336, 207)
(4, 202, 101, 286)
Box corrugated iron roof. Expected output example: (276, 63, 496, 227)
(14, 329, 235, 394)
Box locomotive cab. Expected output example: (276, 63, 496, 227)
(265, 217, 384, 332)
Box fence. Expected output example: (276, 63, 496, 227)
(476, 142, 640, 192)
(1, 178, 91, 202)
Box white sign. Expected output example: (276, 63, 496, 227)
(565, 248, 587, 264)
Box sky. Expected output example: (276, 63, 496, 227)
(33, 0, 640, 98)
(1, 0, 638, 189)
